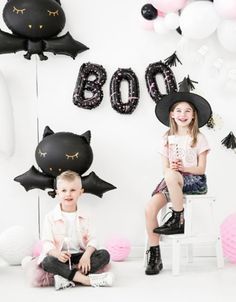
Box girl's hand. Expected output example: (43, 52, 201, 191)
(78, 254, 91, 275)
(177, 160, 185, 172)
(170, 161, 179, 171)
(58, 251, 71, 263)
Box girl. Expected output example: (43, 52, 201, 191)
(145, 77, 212, 275)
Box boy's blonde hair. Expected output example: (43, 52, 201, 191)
(56, 170, 82, 188)
(167, 101, 199, 147)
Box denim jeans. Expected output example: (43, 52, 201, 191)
(40, 249, 110, 281)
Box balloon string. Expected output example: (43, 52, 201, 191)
(35, 56, 41, 239)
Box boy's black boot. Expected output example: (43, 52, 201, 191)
(145, 245, 163, 275)
(153, 209, 184, 235)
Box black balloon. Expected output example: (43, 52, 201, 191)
(110, 68, 139, 114)
(145, 61, 177, 104)
(141, 3, 158, 20)
(0, 0, 89, 60)
(14, 126, 116, 198)
(73, 62, 107, 110)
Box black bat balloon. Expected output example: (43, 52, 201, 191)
(0, 0, 89, 60)
(14, 126, 116, 198)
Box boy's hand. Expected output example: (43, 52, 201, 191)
(58, 251, 71, 263)
(78, 254, 91, 275)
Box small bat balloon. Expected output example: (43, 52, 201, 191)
(0, 0, 89, 60)
(14, 126, 116, 198)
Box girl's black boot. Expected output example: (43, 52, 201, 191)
(153, 209, 184, 235)
(145, 245, 163, 275)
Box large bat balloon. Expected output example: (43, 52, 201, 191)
(0, 0, 89, 60)
(14, 126, 116, 198)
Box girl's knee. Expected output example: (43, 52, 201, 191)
(145, 194, 164, 217)
(164, 169, 179, 184)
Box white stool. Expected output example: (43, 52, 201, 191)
(144, 195, 224, 275)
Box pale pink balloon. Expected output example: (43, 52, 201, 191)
(151, 0, 187, 13)
(214, 0, 236, 19)
(139, 17, 154, 31)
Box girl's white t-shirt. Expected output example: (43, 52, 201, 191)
(159, 133, 210, 168)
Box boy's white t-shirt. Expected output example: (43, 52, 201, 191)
(61, 211, 81, 254)
(159, 133, 210, 168)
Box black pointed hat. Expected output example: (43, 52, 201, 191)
(155, 76, 212, 128)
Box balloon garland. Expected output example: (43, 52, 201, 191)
(73, 62, 107, 110)
(110, 68, 139, 114)
(145, 61, 177, 103)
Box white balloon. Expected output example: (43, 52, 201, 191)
(164, 13, 180, 30)
(0, 71, 14, 158)
(179, 1, 220, 40)
(217, 20, 236, 52)
(154, 17, 170, 35)
(214, 0, 236, 19)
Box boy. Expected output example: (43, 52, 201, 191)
(38, 170, 113, 289)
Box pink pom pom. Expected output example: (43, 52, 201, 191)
(105, 236, 131, 262)
(220, 213, 236, 263)
(23, 257, 54, 287)
(32, 240, 43, 257)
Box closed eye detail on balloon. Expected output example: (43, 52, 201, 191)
(0, 0, 89, 60)
(14, 126, 116, 198)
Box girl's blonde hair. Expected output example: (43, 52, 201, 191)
(167, 101, 199, 147)
(56, 170, 82, 188)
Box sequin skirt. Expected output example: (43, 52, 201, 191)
(152, 173, 207, 197)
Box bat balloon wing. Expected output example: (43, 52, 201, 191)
(44, 32, 89, 59)
(82, 172, 116, 198)
(14, 166, 54, 191)
(0, 29, 26, 54)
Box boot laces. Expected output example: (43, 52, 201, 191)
(146, 249, 159, 265)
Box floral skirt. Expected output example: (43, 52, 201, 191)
(152, 173, 207, 199)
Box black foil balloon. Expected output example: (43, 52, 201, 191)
(0, 0, 89, 60)
(221, 132, 236, 150)
(145, 61, 177, 103)
(14, 126, 116, 198)
(73, 62, 107, 110)
(110, 68, 139, 114)
(141, 3, 158, 20)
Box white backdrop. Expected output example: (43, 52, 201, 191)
(0, 0, 235, 254)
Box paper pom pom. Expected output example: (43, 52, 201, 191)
(22, 257, 54, 287)
(220, 213, 236, 263)
(0, 225, 36, 265)
(105, 236, 131, 261)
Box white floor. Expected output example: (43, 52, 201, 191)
(0, 257, 235, 302)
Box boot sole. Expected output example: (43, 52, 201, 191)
(145, 263, 163, 275)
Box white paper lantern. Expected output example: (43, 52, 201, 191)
(0, 225, 36, 265)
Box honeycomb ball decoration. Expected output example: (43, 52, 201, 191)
(0, 225, 36, 265)
(220, 213, 236, 263)
(105, 236, 131, 261)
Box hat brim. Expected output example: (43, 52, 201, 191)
(155, 92, 212, 128)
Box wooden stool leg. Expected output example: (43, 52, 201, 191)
(172, 239, 180, 275)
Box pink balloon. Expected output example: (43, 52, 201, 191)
(214, 0, 236, 19)
(140, 17, 154, 31)
(152, 0, 187, 13)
